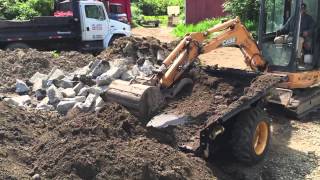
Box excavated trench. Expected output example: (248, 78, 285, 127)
(0, 37, 281, 179)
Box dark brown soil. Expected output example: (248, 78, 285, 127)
(0, 49, 95, 93)
(0, 102, 215, 180)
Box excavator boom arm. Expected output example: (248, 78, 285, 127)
(160, 17, 267, 88)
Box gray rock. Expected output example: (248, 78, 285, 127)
(16, 79, 30, 94)
(123, 42, 135, 55)
(76, 93, 98, 112)
(32, 173, 41, 180)
(61, 88, 76, 98)
(35, 89, 46, 100)
(57, 101, 77, 115)
(48, 67, 65, 81)
(111, 58, 128, 69)
(62, 96, 86, 103)
(73, 82, 84, 94)
(4, 95, 31, 107)
(78, 86, 90, 97)
(96, 73, 113, 86)
(95, 96, 105, 107)
(139, 60, 155, 77)
(53, 78, 74, 89)
(47, 85, 63, 104)
(29, 72, 48, 84)
(121, 70, 134, 81)
(157, 49, 166, 62)
(106, 67, 125, 79)
(32, 78, 44, 92)
(73, 64, 91, 76)
(88, 60, 110, 78)
(132, 65, 141, 76)
(88, 86, 108, 95)
(36, 97, 54, 111)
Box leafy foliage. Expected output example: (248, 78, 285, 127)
(223, 0, 260, 22)
(0, 0, 53, 20)
(136, 0, 183, 16)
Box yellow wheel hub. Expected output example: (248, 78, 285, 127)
(253, 121, 268, 155)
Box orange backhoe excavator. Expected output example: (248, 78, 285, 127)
(102, 0, 320, 164)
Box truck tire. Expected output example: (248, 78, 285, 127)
(230, 106, 271, 165)
(108, 35, 124, 46)
(6, 43, 30, 50)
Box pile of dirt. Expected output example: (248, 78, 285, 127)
(152, 68, 282, 149)
(0, 102, 215, 179)
(0, 49, 95, 93)
(97, 36, 178, 65)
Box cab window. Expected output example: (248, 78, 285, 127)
(85, 5, 106, 20)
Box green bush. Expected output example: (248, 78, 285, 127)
(136, 0, 183, 16)
(223, 0, 259, 22)
(0, 0, 53, 20)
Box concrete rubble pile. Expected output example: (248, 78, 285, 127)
(2, 36, 172, 115)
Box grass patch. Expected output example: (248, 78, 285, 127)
(173, 17, 258, 38)
(173, 18, 223, 37)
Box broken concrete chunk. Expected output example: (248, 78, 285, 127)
(95, 96, 105, 108)
(36, 97, 54, 111)
(57, 101, 77, 115)
(88, 86, 108, 95)
(61, 88, 76, 98)
(73, 82, 84, 94)
(121, 70, 134, 81)
(132, 65, 140, 76)
(16, 79, 30, 94)
(157, 49, 165, 62)
(76, 93, 98, 112)
(123, 42, 135, 56)
(4, 95, 31, 107)
(78, 86, 90, 97)
(88, 60, 110, 78)
(29, 72, 48, 84)
(96, 73, 113, 86)
(62, 96, 86, 103)
(73, 64, 91, 76)
(139, 60, 155, 77)
(35, 89, 46, 100)
(48, 67, 65, 81)
(47, 85, 63, 104)
(106, 67, 126, 79)
(53, 78, 74, 89)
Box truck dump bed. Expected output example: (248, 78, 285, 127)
(0, 16, 79, 42)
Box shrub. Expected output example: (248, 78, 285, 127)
(223, 0, 260, 22)
(0, 0, 53, 20)
(136, 0, 183, 16)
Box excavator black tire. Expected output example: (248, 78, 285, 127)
(230, 106, 271, 165)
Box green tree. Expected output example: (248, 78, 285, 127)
(0, 0, 54, 20)
(223, 0, 260, 22)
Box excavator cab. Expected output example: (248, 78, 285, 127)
(260, 0, 320, 117)
(259, 0, 320, 72)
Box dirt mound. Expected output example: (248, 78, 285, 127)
(0, 102, 215, 179)
(0, 49, 95, 93)
(97, 36, 178, 65)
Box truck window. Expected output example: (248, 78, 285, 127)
(85, 5, 106, 20)
(110, 4, 124, 14)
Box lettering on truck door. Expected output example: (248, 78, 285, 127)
(81, 3, 108, 41)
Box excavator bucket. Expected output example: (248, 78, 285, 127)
(101, 80, 165, 120)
